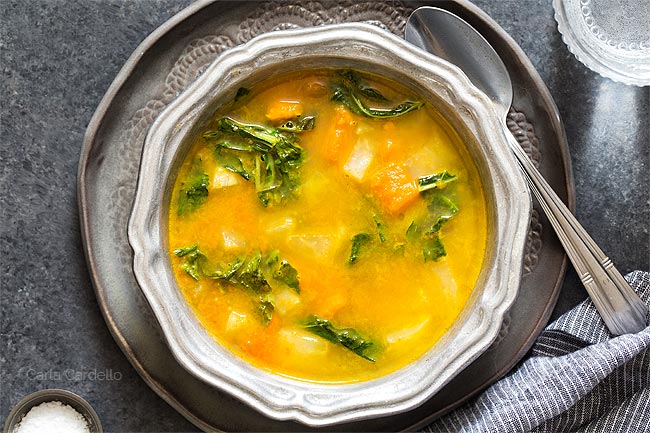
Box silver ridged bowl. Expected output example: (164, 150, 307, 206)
(128, 23, 531, 426)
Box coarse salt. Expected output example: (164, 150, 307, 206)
(14, 400, 90, 433)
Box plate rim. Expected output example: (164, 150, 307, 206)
(76, 0, 575, 431)
(77, 1, 226, 431)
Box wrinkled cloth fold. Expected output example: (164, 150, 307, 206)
(422, 271, 650, 433)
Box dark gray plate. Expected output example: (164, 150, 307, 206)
(77, 0, 574, 431)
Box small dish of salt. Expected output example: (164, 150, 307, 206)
(2, 389, 102, 433)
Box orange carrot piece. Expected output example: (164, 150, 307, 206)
(265, 100, 303, 121)
(322, 106, 356, 163)
(377, 121, 400, 161)
(316, 291, 347, 318)
(240, 316, 281, 361)
(370, 163, 419, 215)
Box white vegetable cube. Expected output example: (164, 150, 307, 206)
(222, 229, 245, 249)
(264, 216, 295, 234)
(288, 234, 336, 259)
(274, 289, 301, 315)
(406, 145, 440, 179)
(278, 328, 329, 356)
(211, 167, 241, 190)
(343, 138, 374, 181)
(386, 318, 430, 344)
(433, 262, 458, 293)
(226, 311, 249, 333)
(355, 124, 372, 136)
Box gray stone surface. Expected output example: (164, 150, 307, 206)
(1, 1, 647, 432)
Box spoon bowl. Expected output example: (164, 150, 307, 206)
(405, 8, 512, 117)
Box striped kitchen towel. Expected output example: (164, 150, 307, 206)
(422, 271, 650, 433)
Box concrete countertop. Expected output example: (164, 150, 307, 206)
(1, 1, 648, 431)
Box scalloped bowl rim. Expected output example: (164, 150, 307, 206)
(127, 23, 531, 426)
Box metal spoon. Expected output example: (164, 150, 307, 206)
(405, 6, 648, 335)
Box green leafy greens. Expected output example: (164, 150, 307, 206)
(302, 315, 379, 362)
(177, 159, 210, 216)
(173, 244, 205, 280)
(264, 249, 301, 293)
(174, 246, 303, 325)
(235, 250, 271, 293)
(417, 170, 458, 192)
(332, 86, 424, 119)
(331, 70, 424, 119)
(406, 220, 448, 262)
(204, 116, 312, 207)
(373, 214, 387, 243)
(339, 70, 389, 102)
(404, 175, 460, 262)
(422, 235, 447, 262)
(258, 293, 275, 326)
(425, 195, 459, 236)
(274, 260, 300, 293)
(348, 233, 372, 265)
(174, 244, 245, 281)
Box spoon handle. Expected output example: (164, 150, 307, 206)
(504, 130, 648, 335)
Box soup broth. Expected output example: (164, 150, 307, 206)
(168, 69, 487, 383)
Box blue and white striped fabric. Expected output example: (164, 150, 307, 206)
(423, 271, 650, 433)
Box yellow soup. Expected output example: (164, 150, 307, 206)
(168, 69, 487, 383)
